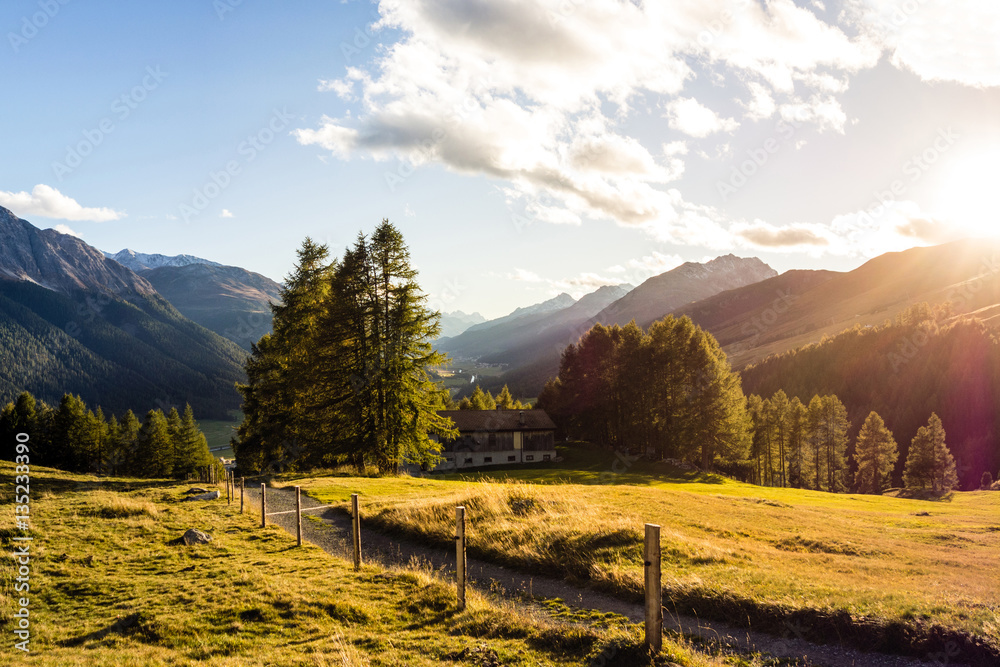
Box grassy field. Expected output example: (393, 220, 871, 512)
(0, 461, 744, 666)
(290, 444, 1000, 662)
(199, 418, 240, 457)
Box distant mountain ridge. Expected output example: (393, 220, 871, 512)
(100, 247, 281, 351)
(463, 292, 577, 335)
(437, 310, 486, 339)
(0, 208, 156, 296)
(592, 254, 778, 329)
(138, 264, 282, 350)
(0, 206, 246, 418)
(104, 248, 222, 272)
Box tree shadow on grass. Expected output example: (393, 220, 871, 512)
(58, 612, 161, 647)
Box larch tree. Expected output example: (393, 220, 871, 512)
(135, 409, 174, 478)
(853, 411, 898, 494)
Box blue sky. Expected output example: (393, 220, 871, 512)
(2, 0, 999, 318)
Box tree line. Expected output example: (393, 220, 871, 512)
(537, 316, 749, 470)
(749, 390, 959, 493)
(539, 314, 967, 494)
(0, 391, 215, 478)
(741, 304, 1000, 489)
(457, 384, 527, 410)
(235, 220, 455, 475)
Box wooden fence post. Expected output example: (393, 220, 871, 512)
(261, 483, 267, 528)
(240, 477, 244, 514)
(295, 486, 302, 547)
(644, 523, 662, 654)
(351, 494, 361, 571)
(456, 506, 466, 611)
(226, 471, 231, 504)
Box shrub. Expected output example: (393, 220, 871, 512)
(982, 471, 993, 490)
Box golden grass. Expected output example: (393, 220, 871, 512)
(0, 462, 737, 667)
(295, 462, 1000, 659)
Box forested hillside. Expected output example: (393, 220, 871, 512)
(741, 305, 1000, 489)
(0, 280, 246, 419)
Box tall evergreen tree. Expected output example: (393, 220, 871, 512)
(903, 413, 958, 493)
(135, 409, 173, 477)
(853, 411, 898, 494)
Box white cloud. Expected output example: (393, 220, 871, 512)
(296, 0, 879, 243)
(507, 268, 543, 283)
(731, 201, 961, 258)
(743, 82, 776, 120)
(664, 97, 739, 137)
(779, 96, 848, 133)
(0, 184, 123, 222)
(850, 0, 1000, 88)
(53, 224, 81, 238)
(220, 209, 234, 218)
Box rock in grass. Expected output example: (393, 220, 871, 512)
(181, 529, 212, 545)
(182, 490, 220, 502)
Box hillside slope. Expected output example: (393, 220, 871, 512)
(0, 207, 246, 418)
(140, 263, 282, 349)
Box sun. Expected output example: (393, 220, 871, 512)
(931, 147, 1000, 238)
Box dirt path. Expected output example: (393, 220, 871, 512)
(241, 483, 952, 667)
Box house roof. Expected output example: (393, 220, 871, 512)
(438, 409, 556, 432)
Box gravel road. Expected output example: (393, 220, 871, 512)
(240, 483, 959, 667)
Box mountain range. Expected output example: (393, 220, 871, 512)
(106, 253, 283, 350)
(443, 254, 778, 397)
(0, 206, 248, 418)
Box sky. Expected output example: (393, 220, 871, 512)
(1, 0, 999, 319)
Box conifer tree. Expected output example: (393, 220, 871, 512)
(495, 384, 521, 409)
(175, 404, 213, 478)
(135, 409, 173, 477)
(116, 410, 141, 475)
(468, 385, 497, 410)
(853, 411, 898, 494)
(166, 407, 184, 476)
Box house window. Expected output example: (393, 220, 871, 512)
(543, 455, 551, 461)
(525, 455, 534, 461)
(488, 433, 497, 449)
(465, 458, 473, 464)
(484, 457, 492, 463)
(508, 455, 516, 462)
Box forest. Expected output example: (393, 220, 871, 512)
(538, 312, 975, 494)
(0, 390, 215, 478)
(235, 220, 455, 475)
(741, 303, 1000, 489)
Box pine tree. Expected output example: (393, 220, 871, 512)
(135, 409, 173, 477)
(928, 415, 959, 493)
(819, 395, 850, 492)
(468, 385, 497, 410)
(166, 407, 184, 477)
(115, 410, 141, 475)
(786, 397, 807, 488)
(853, 411, 898, 494)
(495, 384, 522, 409)
(175, 404, 213, 478)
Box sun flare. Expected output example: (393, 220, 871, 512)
(932, 147, 1000, 237)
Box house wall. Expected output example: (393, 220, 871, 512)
(435, 448, 556, 471)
